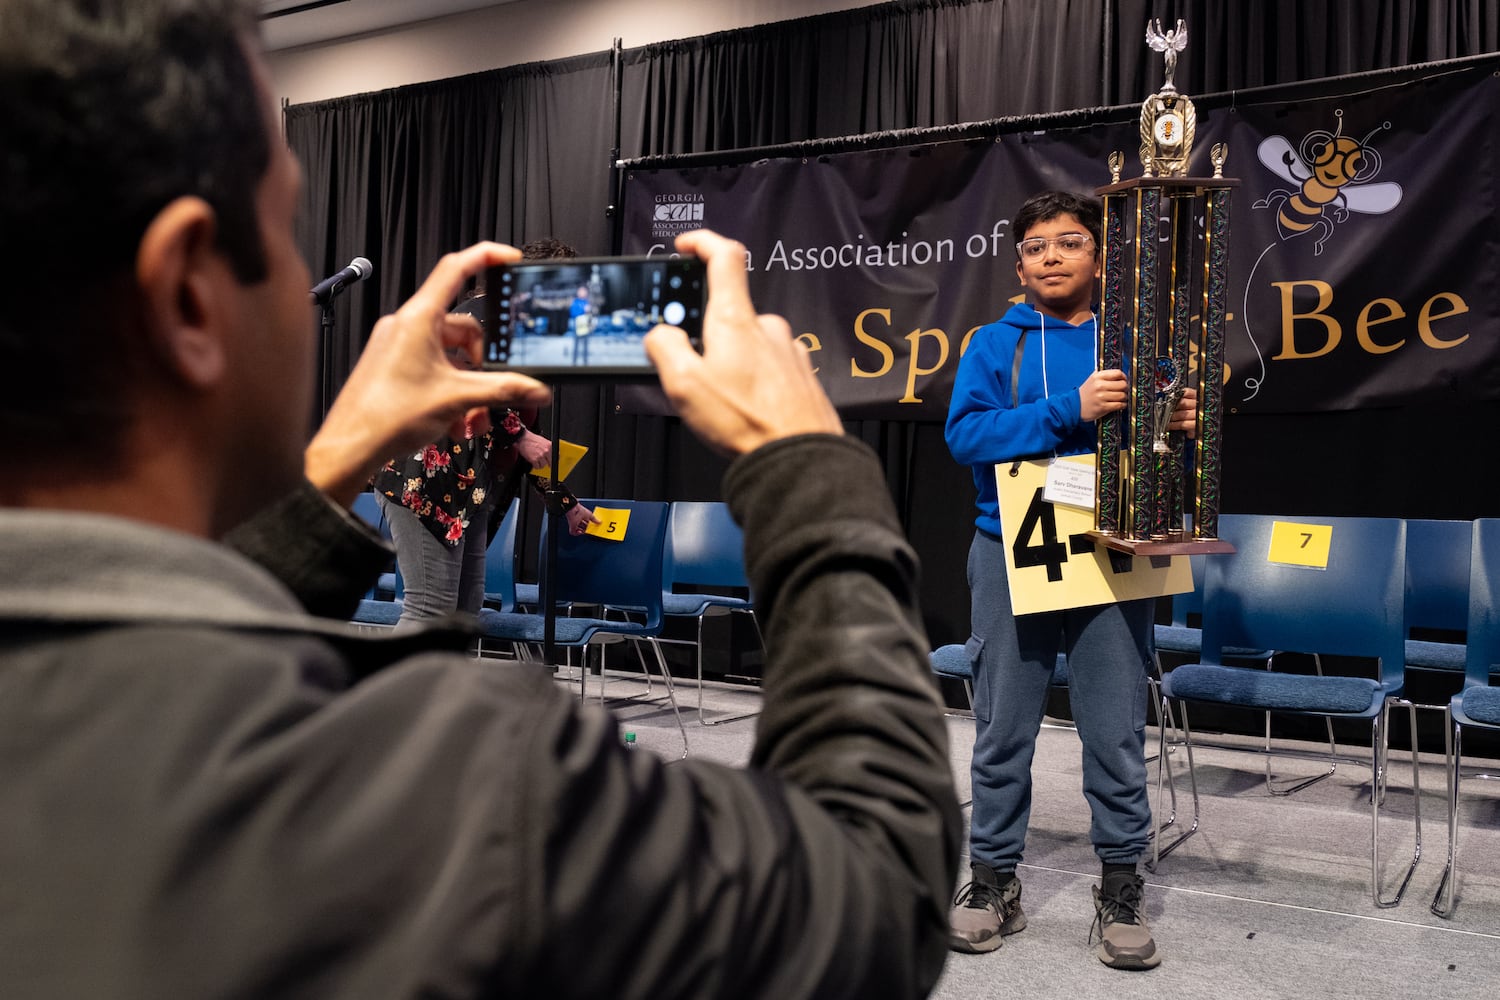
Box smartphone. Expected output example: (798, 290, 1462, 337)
(481, 255, 705, 379)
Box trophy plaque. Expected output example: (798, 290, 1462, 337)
(1091, 20, 1235, 556)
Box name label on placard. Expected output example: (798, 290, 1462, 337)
(585, 507, 631, 541)
(1043, 456, 1096, 510)
(1266, 520, 1332, 569)
(996, 455, 1192, 615)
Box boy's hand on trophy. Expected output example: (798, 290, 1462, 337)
(1080, 369, 1128, 422)
(1168, 387, 1198, 437)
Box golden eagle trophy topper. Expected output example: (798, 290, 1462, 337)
(1091, 19, 1236, 556)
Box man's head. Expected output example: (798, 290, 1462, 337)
(454, 236, 578, 314)
(0, 0, 315, 533)
(1012, 191, 1103, 322)
(519, 238, 578, 261)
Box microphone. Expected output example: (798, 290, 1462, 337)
(310, 256, 373, 305)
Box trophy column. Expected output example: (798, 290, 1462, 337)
(1196, 181, 1233, 542)
(1090, 19, 1236, 556)
(1093, 172, 1235, 556)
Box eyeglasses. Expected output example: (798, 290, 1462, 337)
(1016, 233, 1095, 262)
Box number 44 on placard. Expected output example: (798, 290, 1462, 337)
(996, 457, 1191, 615)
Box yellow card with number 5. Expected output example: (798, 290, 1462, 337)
(585, 507, 630, 541)
(1267, 521, 1333, 569)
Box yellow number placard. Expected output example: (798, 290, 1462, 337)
(1266, 520, 1333, 569)
(584, 506, 630, 541)
(996, 456, 1193, 615)
(529, 439, 588, 482)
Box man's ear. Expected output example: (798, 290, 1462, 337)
(134, 196, 230, 390)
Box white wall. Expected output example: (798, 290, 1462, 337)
(266, 0, 891, 106)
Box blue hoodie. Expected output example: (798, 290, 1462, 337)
(945, 302, 1100, 535)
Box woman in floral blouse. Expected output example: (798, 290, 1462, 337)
(371, 403, 594, 626)
(371, 239, 596, 626)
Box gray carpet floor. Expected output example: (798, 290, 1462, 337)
(540, 663, 1500, 999)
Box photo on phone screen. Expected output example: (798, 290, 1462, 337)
(481, 255, 704, 379)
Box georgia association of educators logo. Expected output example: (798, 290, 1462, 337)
(651, 193, 705, 238)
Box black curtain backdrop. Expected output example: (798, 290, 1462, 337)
(285, 0, 1500, 651)
(285, 53, 616, 421)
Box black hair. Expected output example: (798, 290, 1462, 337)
(0, 0, 269, 454)
(457, 237, 579, 308)
(1013, 191, 1104, 250)
(519, 238, 579, 260)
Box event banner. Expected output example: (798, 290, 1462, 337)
(620, 63, 1500, 420)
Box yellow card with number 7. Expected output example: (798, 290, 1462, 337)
(1266, 521, 1333, 569)
(584, 507, 630, 541)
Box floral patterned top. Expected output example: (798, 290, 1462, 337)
(371, 409, 524, 548)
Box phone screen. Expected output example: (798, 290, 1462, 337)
(481, 255, 705, 379)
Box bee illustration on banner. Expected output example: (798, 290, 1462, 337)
(1252, 110, 1403, 255)
(1236, 110, 1405, 402)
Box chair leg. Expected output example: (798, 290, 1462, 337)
(1147, 675, 1179, 831)
(623, 638, 655, 698)
(640, 636, 689, 761)
(697, 610, 761, 727)
(586, 634, 689, 761)
(476, 636, 540, 662)
(1372, 700, 1422, 908)
(1145, 657, 1173, 765)
(578, 644, 589, 702)
(1431, 709, 1461, 917)
(1147, 698, 1201, 873)
(1143, 658, 1189, 800)
(1265, 654, 1338, 796)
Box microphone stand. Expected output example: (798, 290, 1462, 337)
(319, 301, 336, 413)
(540, 386, 564, 669)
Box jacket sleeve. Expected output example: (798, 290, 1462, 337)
(222, 479, 393, 620)
(523, 434, 961, 1000)
(945, 326, 1082, 466)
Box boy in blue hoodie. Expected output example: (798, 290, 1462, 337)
(945, 190, 1193, 970)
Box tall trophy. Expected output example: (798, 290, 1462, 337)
(1090, 20, 1235, 555)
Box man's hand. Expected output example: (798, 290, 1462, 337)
(305, 243, 552, 507)
(645, 230, 842, 456)
(1079, 368, 1128, 422)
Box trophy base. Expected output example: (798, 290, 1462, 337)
(1086, 530, 1236, 557)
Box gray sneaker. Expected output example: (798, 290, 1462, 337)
(948, 863, 1026, 953)
(1090, 871, 1161, 970)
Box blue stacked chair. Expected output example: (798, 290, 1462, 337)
(659, 502, 760, 726)
(1431, 517, 1500, 916)
(476, 499, 687, 758)
(1156, 514, 1420, 906)
(350, 492, 402, 626)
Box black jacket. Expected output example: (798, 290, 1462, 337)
(0, 434, 959, 999)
